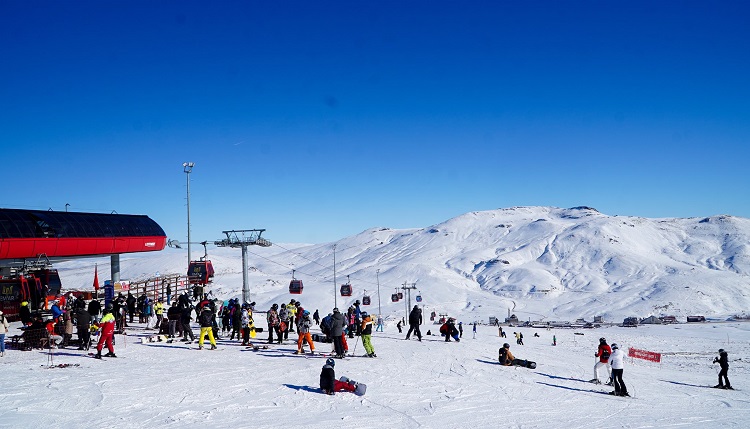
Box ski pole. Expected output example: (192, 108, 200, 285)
(352, 335, 361, 356)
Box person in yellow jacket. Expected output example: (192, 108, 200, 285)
(360, 312, 376, 357)
(154, 299, 165, 331)
(286, 300, 297, 333)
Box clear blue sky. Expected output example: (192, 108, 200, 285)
(2, 1, 749, 244)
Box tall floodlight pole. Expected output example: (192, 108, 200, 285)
(333, 244, 338, 309)
(376, 268, 381, 316)
(183, 162, 195, 264)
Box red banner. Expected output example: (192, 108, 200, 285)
(93, 265, 100, 291)
(628, 347, 661, 363)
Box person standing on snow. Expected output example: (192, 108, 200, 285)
(713, 349, 732, 389)
(360, 312, 376, 357)
(405, 305, 422, 341)
(180, 305, 195, 343)
(473, 322, 477, 339)
(396, 319, 403, 333)
(278, 304, 289, 340)
(376, 314, 384, 332)
(295, 310, 315, 355)
(458, 322, 463, 338)
(198, 306, 218, 350)
(592, 337, 613, 385)
(313, 309, 320, 325)
(94, 308, 117, 359)
(608, 343, 629, 396)
(0, 310, 9, 357)
(267, 304, 282, 344)
(330, 307, 347, 358)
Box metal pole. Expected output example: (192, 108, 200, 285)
(241, 245, 249, 304)
(183, 162, 194, 264)
(376, 269, 381, 316)
(333, 244, 337, 309)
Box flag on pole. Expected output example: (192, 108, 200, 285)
(93, 264, 100, 291)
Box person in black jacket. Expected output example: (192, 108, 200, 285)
(319, 358, 356, 395)
(88, 299, 101, 324)
(75, 307, 91, 350)
(167, 304, 181, 339)
(713, 349, 732, 389)
(197, 307, 217, 350)
(330, 308, 347, 358)
(180, 306, 195, 343)
(405, 305, 422, 341)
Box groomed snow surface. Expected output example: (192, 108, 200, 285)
(1, 320, 748, 428)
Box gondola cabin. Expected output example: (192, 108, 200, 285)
(289, 279, 303, 295)
(187, 260, 215, 285)
(362, 295, 371, 305)
(398, 292, 404, 299)
(340, 283, 352, 297)
(391, 293, 399, 302)
(416, 294, 422, 303)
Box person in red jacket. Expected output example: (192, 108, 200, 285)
(591, 337, 612, 384)
(94, 308, 117, 359)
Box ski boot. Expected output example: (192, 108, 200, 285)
(210, 345, 217, 350)
(589, 379, 601, 384)
(104, 352, 117, 358)
(94, 352, 102, 359)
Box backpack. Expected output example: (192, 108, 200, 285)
(498, 347, 508, 364)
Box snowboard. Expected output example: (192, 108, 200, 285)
(246, 345, 270, 351)
(511, 358, 537, 369)
(339, 376, 367, 396)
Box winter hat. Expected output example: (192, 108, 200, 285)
(303, 310, 310, 316)
(611, 343, 619, 350)
(326, 358, 335, 367)
(719, 348, 726, 353)
(333, 307, 339, 313)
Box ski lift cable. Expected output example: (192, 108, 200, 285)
(267, 242, 381, 287)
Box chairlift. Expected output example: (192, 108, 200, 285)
(362, 290, 371, 306)
(289, 269, 303, 295)
(340, 275, 353, 297)
(187, 241, 214, 285)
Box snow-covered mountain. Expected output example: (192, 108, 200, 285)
(56, 206, 750, 322)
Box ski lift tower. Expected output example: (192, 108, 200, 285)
(214, 229, 271, 304)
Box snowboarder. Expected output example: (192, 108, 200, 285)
(440, 318, 460, 342)
(498, 343, 515, 365)
(360, 312, 376, 357)
(93, 308, 116, 359)
(405, 305, 422, 341)
(396, 319, 403, 333)
(608, 343, 628, 396)
(592, 337, 612, 385)
(198, 306, 217, 350)
(319, 358, 357, 395)
(295, 310, 315, 354)
(713, 349, 732, 389)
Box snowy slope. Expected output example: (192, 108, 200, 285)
(1, 319, 748, 428)
(53, 206, 750, 323)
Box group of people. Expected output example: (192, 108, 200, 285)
(589, 337, 628, 396)
(319, 306, 378, 358)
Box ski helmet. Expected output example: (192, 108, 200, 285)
(599, 337, 606, 344)
(611, 343, 619, 349)
(719, 348, 726, 354)
(503, 343, 510, 348)
(326, 358, 335, 367)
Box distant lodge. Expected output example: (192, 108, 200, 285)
(493, 314, 721, 328)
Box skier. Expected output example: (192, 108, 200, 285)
(313, 309, 320, 325)
(319, 357, 357, 395)
(608, 343, 629, 396)
(286, 300, 297, 333)
(396, 319, 403, 333)
(267, 304, 282, 344)
(592, 337, 613, 385)
(458, 322, 463, 338)
(240, 304, 253, 346)
(498, 343, 515, 366)
(154, 299, 165, 331)
(197, 306, 217, 350)
(330, 307, 347, 358)
(553, 335, 557, 346)
(473, 322, 477, 339)
(713, 349, 732, 389)
(405, 305, 423, 341)
(278, 303, 289, 340)
(295, 310, 315, 354)
(360, 312, 376, 357)
(93, 308, 116, 359)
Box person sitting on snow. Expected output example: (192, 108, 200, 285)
(498, 343, 515, 366)
(319, 358, 357, 395)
